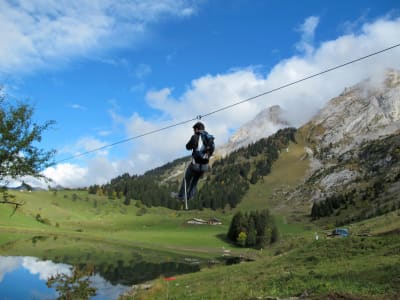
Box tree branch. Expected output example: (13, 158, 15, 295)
(0, 200, 23, 206)
(0, 200, 24, 216)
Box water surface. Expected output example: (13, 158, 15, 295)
(0, 235, 202, 299)
(0, 256, 128, 300)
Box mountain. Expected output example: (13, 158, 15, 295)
(303, 69, 400, 158)
(216, 105, 290, 157)
(284, 69, 400, 224)
(7, 181, 43, 191)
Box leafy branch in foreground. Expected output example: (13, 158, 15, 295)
(0, 88, 55, 207)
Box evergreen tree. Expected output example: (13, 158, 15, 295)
(246, 217, 257, 247)
(227, 211, 246, 242)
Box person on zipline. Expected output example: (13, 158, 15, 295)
(177, 121, 215, 201)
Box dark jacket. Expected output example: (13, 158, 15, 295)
(186, 133, 200, 151)
(186, 131, 209, 165)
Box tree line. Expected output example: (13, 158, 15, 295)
(88, 173, 180, 209)
(310, 179, 399, 224)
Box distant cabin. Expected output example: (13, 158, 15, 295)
(208, 217, 222, 225)
(187, 218, 207, 225)
(186, 217, 222, 225)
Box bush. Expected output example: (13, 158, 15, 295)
(35, 213, 51, 225)
(136, 207, 147, 216)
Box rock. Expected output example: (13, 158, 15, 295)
(217, 105, 290, 157)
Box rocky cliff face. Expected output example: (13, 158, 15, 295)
(306, 69, 400, 157)
(216, 105, 290, 157)
(287, 69, 400, 222)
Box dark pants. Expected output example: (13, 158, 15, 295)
(179, 163, 208, 200)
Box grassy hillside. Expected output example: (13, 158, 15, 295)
(238, 131, 310, 213)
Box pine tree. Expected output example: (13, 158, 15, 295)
(246, 217, 257, 247)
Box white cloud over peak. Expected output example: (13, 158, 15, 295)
(0, 0, 198, 75)
(41, 15, 400, 188)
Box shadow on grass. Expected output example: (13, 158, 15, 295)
(215, 233, 232, 244)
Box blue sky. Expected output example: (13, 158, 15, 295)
(1, 0, 399, 188)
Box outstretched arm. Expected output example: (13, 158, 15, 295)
(186, 135, 198, 150)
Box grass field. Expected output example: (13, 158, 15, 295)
(0, 190, 241, 259)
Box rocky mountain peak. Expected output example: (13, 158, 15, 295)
(306, 69, 400, 156)
(216, 105, 290, 157)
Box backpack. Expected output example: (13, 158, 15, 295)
(194, 131, 215, 164)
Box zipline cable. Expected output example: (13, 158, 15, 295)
(54, 43, 400, 165)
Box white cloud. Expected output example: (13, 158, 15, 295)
(77, 137, 109, 156)
(0, 0, 198, 75)
(43, 163, 88, 187)
(40, 15, 400, 188)
(90, 274, 128, 299)
(0, 256, 22, 282)
(0, 256, 71, 283)
(57, 136, 109, 158)
(68, 103, 86, 110)
(22, 257, 71, 280)
(39, 157, 135, 188)
(296, 16, 320, 55)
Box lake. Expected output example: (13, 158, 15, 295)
(0, 235, 202, 299)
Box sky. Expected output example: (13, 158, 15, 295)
(1, 0, 400, 188)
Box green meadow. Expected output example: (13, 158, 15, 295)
(0, 190, 237, 258)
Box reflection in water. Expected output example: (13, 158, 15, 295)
(0, 256, 128, 300)
(47, 265, 97, 299)
(97, 259, 200, 286)
(0, 236, 203, 299)
(0, 255, 201, 299)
